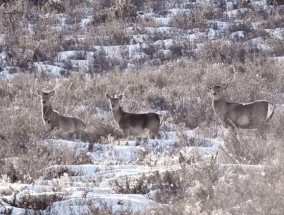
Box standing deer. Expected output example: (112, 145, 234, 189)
(209, 83, 274, 129)
(106, 94, 162, 139)
(37, 89, 85, 138)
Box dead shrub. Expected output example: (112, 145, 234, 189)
(7, 192, 63, 210)
(113, 0, 138, 20)
(169, 10, 206, 30)
(260, 10, 284, 28)
(95, 19, 130, 46)
(43, 0, 65, 13)
(267, 38, 284, 56)
(81, 117, 123, 143)
(220, 130, 276, 164)
(112, 175, 149, 195)
(93, 0, 137, 25)
(167, 97, 211, 129)
(200, 40, 264, 64)
(228, 21, 254, 35)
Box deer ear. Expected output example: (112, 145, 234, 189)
(106, 94, 111, 100)
(37, 89, 42, 95)
(118, 95, 123, 100)
(50, 91, 55, 96)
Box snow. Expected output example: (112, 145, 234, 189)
(250, 0, 267, 9)
(44, 139, 90, 149)
(274, 56, 284, 64)
(0, 129, 225, 214)
(46, 194, 158, 215)
(224, 8, 251, 19)
(80, 16, 93, 27)
(1, 0, 284, 213)
(230, 31, 245, 41)
(266, 28, 284, 39)
(0, 67, 21, 79)
(247, 37, 272, 53)
(57, 51, 94, 62)
(33, 62, 67, 76)
(154, 17, 171, 26)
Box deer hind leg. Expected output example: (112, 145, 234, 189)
(149, 128, 160, 139)
(149, 132, 155, 139)
(148, 120, 161, 139)
(70, 131, 78, 140)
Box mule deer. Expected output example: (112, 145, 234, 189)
(209, 83, 274, 129)
(106, 94, 162, 139)
(37, 89, 85, 137)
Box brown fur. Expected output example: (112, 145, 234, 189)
(37, 89, 85, 138)
(210, 84, 274, 129)
(106, 94, 162, 139)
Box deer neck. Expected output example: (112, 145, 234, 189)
(213, 98, 227, 119)
(42, 104, 54, 121)
(112, 106, 125, 123)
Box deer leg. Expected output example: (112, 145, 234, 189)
(77, 130, 83, 140)
(149, 132, 155, 139)
(149, 129, 160, 139)
(227, 119, 238, 130)
(123, 128, 130, 139)
(47, 124, 54, 133)
(71, 132, 78, 140)
(256, 124, 268, 140)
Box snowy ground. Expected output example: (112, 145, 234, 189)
(0, 129, 223, 214)
(0, 0, 283, 214)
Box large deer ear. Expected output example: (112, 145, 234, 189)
(106, 94, 111, 100)
(50, 91, 55, 96)
(37, 89, 42, 95)
(118, 95, 123, 100)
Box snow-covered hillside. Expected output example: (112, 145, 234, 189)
(0, 0, 284, 214)
(0, 0, 284, 77)
(0, 130, 222, 214)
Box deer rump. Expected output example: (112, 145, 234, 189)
(223, 101, 274, 129)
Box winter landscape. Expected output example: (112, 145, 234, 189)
(0, 0, 284, 214)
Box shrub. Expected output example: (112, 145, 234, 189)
(199, 39, 265, 64)
(267, 38, 284, 56)
(169, 10, 206, 30)
(112, 175, 149, 194)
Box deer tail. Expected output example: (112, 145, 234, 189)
(266, 102, 274, 120)
(159, 114, 164, 127)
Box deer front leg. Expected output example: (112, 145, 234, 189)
(122, 128, 130, 139)
(227, 119, 238, 129)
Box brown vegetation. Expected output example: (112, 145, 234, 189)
(0, 0, 284, 214)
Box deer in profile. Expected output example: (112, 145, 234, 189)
(106, 94, 162, 139)
(209, 82, 274, 130)
(37, 89, 85, 138)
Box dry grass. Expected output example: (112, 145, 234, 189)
(0, 1, 284, 214)
(145, 123, 284, 214)
(0, 6, 283, 211)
